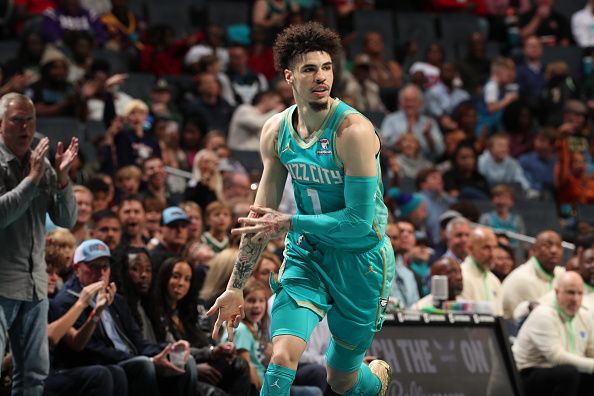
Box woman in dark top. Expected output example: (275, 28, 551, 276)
(151, 257, 251, 396)
(443, 140, 490, 200)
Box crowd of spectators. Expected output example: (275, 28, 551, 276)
(4, 0, 594, 395)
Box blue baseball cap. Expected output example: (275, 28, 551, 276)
(162, 206, 190, 226)
(74, 239, 111, 264)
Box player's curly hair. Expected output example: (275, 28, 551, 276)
(273, 22, 342, 71)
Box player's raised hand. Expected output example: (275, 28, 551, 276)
(206, 288, 244, 341)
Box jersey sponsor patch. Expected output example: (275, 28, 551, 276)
(317, 138, 332, 155)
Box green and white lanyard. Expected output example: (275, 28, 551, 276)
(554, 300, 576, 353)
(469, 256, 490, 301)
(532, 257, 554, 290)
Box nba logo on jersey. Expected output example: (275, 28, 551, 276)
(317, 138, 332, 155)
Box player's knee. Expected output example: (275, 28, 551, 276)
(270, 348, 300, 369)
(327, 371, 357, 394)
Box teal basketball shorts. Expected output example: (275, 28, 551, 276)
(269, 232, 395, 371)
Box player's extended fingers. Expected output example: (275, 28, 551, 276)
(211, 317, 223, 341)
(249, 206, 275, 215)
(230, 224, 270, 235)
(237, 217, 273, 225)
(225, 321, 235, 342)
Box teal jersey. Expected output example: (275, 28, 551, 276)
(277, 98, 388, 250)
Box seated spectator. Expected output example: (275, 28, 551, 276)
(443, 140, 490, 199)
(185, 149, 222, 210)
(41, 0, 107, 46)
(455, 32, 491, 96)
(515, 244, 594, 321)
(252, 0, 299, 44)
(519, 0, 571, 46)
(46, 228, 77, 285)
(89, 209, 122, 252)
(3, 30, 45, 85)
(253, 251, 281, 299)
(13, 0, 55, 34)
(412, 256, 464, 311)
(221, 279, 271, 392)
(118, 246, 156, 342)
(501, 230, 563, 319)
(394, 133, 433, 179)
(148, 79, 182, 123)
(118, 195, 149, 248)
(46, 253, 126, 396)
(200, 201, 232, 254)
(101, 0, 145, 51)
(342, 54, 387, 114)
(72, 185, 93, 244)
(519, 127, 557, 193)
(228, 90, 283, 152)
(479, 184, 526, 236)
(226, 44, 269, 105)
(387, 222, 420, 308)
(452, 102, 484, 151)
(491, 243, 516, 282)
(479, 57, 518, 133)
(150, 207, 191, 270)
(362, 31, 402, 108)
(478, 133, 532, 193)
(442, 216, 471, 264)
(86, 175, 113, 212)
(555, 136, 594, 205)
(380, 84, 444, 160)
(79, 61, 131, 123)
(425, 62, 470, 129)
(151, 257, 251, 395)
(115, 165, 141, 198)
(51, 239, 196, 396)
(140, 156, 172, 207)
(502, 101, 538, 158)
(417, 167, 455, 246)
(139, 24, 200, 76)
(515, 36, 546, 107)
(26, 46, 78, 118)
(183, 72, 235, 134)
(180, 116, 207, 170)
(199, 248, 238, 309)
(223, 171, 253, 203)
(557, 100, 593, 173)
(179, 201, 203, 244)
(144, 197, 165, 247)
(65, 31, 95, 85)
(460, 227, 503, 315)
(409, 43, 446, 90)
(512, 272, 594, 396)
(572, 0, 594, 47)
(541, 62, 579, 126)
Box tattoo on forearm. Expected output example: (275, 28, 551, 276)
(231, 234, 268, 289)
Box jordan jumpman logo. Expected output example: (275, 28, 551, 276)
(271, 379, 281, 389)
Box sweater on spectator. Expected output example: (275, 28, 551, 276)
(460, 256, 503, 315)
(42, 5, 107, 45)
(571, 5, 594, 48)
(501, 257, 564, 319)
(380, 112, 444, 159)
(512, 302, 594, 373)
(556, 137, 594, 204)
(478, 150, 531, 191)
(519, 150, 556, 191)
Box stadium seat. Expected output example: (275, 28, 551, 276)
(439, 13, 488, 59)
(36, 117, 82, 149)
(206, 1, 250, 27)
(230, 150, 263, 174)
(576, 204, 594, 226)
(163, 74, 195, 102)
(541, 46, 584, 81)
(0, 39, 19, 63)
(92, 48, 131, 74)
(395, 12, 438, 65)
(147, 0, 194, 36)
(349, 10, 395, 60)
(362, 111, 386, 130)
(84, 120, 107, 143)
(553, 0, 585, 21)
(121, 73, 156, 102)
(514, 199, 561, 236)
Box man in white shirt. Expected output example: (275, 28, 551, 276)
(413, 256, 463, 310)
(502, 230, 564, 319)
(513, 271, 594, 396)
(460, 227, 503, 315)
(571, 0, 594, 48)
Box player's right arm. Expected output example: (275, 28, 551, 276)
(207, 113, 288, 340)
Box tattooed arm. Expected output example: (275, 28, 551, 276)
(207, 113, 288, 339)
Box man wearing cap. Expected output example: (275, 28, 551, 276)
(52, 239, 196, 396)
(460, 227, 503, 315)
(0, 92, 78, 394)
(502, 230, 564, 319)
(150, 206, 190, 269)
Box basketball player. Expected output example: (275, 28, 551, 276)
(208, 22, 395, 396)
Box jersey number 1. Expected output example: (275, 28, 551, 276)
(306, 189, 322, 214)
